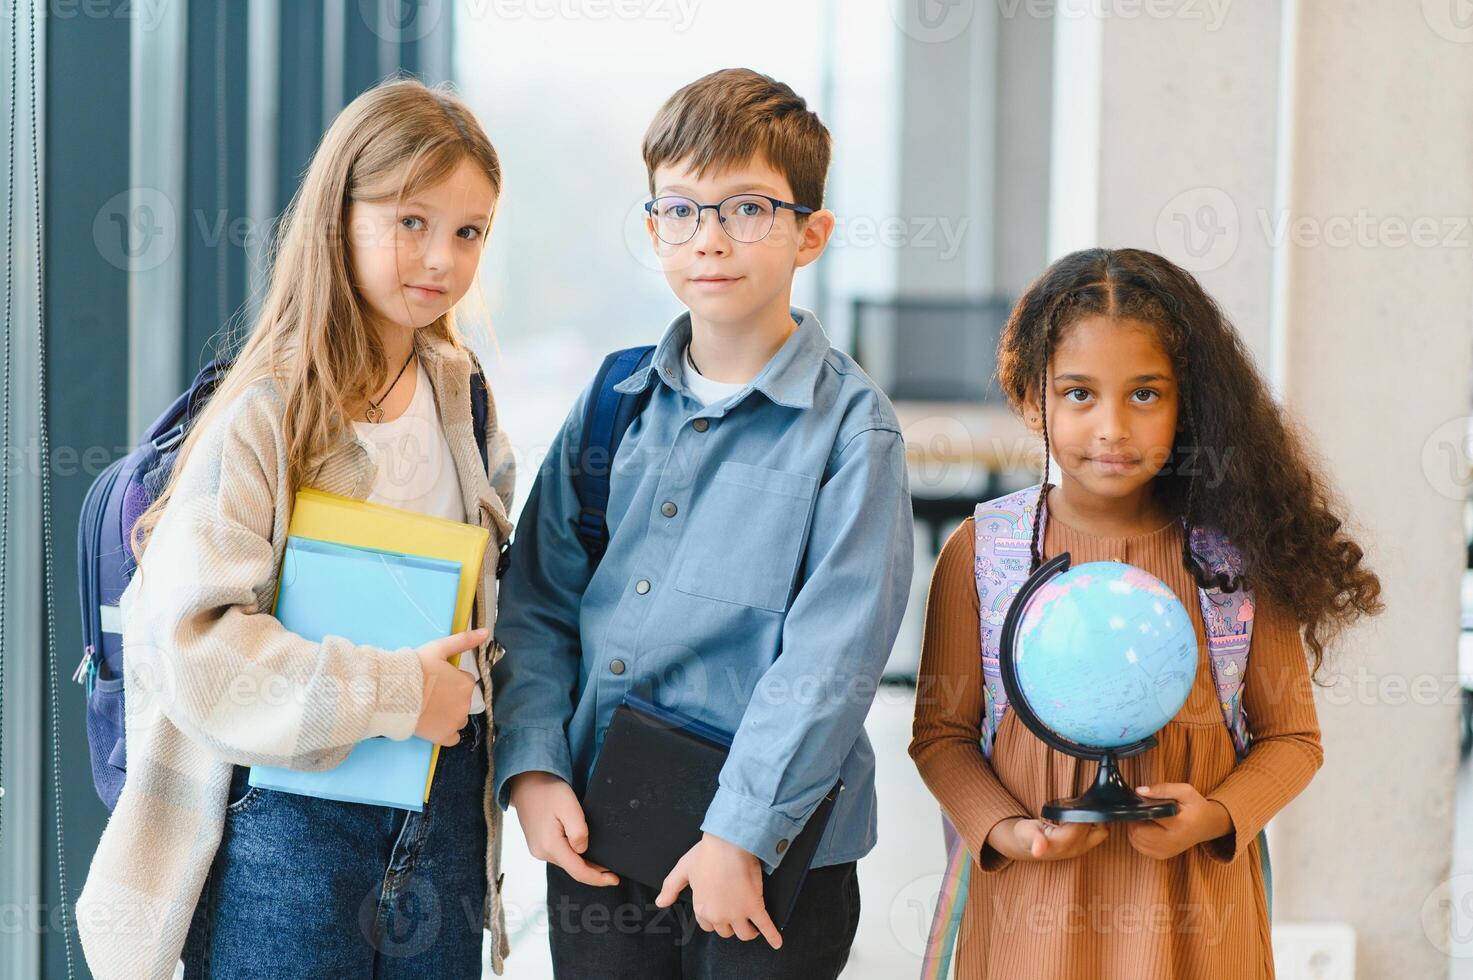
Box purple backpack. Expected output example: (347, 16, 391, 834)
(976, 484, 1255, 761)
(920, 483, 1267, 978)
(74, 357, 492, 811)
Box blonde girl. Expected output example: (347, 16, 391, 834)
(76, 78, 516, 979)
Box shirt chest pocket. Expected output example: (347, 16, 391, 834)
(673, 461, 818, 613)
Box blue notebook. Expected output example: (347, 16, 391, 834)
(247, 536, 461, 811)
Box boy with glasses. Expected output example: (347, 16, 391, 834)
(492, 68, 913, 978)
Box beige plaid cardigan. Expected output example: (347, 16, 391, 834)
(75, 330, 517, 979)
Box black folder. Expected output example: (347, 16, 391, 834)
(581, 693, 842, 930)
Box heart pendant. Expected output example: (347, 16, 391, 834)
(365, 405, 381, 423)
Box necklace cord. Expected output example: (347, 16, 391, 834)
(363, 348, 416, 422)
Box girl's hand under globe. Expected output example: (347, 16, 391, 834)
(986, 817, 1107, 862)
(1124, 783, 1234, 860)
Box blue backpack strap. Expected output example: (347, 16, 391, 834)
(571, 345, 656, 562)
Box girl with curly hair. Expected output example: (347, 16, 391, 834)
(910, 247, 1383, 978)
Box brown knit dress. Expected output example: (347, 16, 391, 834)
(910, 513, 1324, 979)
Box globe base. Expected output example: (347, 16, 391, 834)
(1042, 753, 1179, 824)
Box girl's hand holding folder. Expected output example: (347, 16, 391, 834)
(412, 627, 488, 746)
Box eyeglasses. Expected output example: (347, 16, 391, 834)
(644, 193, 815, 245)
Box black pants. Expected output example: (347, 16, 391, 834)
(545, 859, 861, 980)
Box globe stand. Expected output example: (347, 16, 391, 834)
(999, 552, 1181, 824)
(1039, 748, 1178, 823)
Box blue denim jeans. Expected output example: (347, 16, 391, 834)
(182, 713, 488, 979)
(545, 858, 861, 980)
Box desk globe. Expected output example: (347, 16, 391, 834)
(999, 553, 1198, 822)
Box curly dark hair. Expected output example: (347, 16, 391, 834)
(996, 247, 1383, 678)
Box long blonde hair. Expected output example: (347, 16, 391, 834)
(130, 77, 502, 560)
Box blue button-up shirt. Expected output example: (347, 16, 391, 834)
(491, 307, 913, 872)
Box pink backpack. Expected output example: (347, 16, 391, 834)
(920, 484, 1267, 978)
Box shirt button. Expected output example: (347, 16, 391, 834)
(609, 659, 626, 675)
(635, 579, 651, 595)
(775, 838, 789, 854)
(692, 418, 710, 432)
(661, 501, 678, 518)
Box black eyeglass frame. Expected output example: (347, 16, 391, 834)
(643, 193, 816, 244)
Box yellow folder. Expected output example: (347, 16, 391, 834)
(285, 487, 490, 802)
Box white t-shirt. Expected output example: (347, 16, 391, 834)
(680, 346, 747, 408)
(352, 359, 485, 713)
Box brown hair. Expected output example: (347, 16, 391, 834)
(642, 68, 831, 211)
(996, 247, 1383, 678)
(130, 76, 502, 560)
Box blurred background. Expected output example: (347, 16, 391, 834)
(2, 0, 1471, 977)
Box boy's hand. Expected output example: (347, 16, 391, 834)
(655, 833, 782, 950)
(985, 816, 1108, 862)
(507, 771, 620, 887)
(1125, 783, 1233, 860)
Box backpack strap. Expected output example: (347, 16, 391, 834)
(571, 346, 656, 562)
(971, 485, 1257, 761)
(918, 486, 1044, 980)
(469, 367, 491, 473)
(921, 817, 972, 980)
(1184, 526, 1267, 915)
(468, 365, 514, 580)
(1188, 524, 1255, 759)
(973, 486, 1048, 762)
